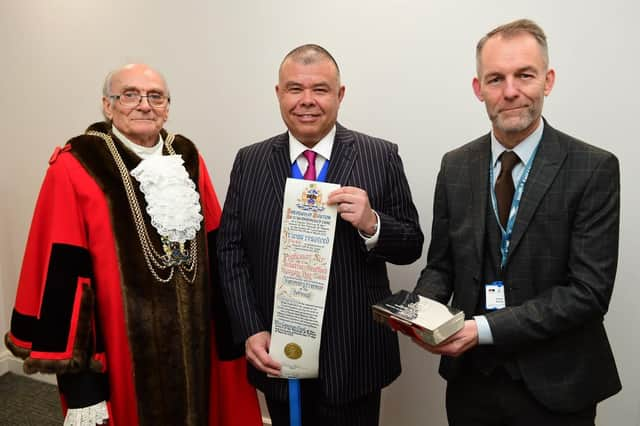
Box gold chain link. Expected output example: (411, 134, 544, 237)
(86, 130, 198, 284)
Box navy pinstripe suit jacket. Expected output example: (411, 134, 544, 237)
(218, 123, 423, 403)
(415, 120, 622, 412)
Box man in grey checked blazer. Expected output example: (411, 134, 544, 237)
(217, 44, 423, 426)
(412, 19, 621, 426)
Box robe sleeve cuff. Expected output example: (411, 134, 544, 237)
(58, 371, 110, 409)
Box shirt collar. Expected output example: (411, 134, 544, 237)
(288, 126, 336, 164)
(112, 125, 164, 159)
(491, 119, 544, 167)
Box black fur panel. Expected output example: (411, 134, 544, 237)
(67, 122, 211, 425)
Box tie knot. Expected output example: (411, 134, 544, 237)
(303, 150, 316, 163)
(499, 151, 520, 172)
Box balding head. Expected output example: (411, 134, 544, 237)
(103, 64, 170, 100)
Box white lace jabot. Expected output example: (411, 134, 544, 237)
(130, 154, 203, 243)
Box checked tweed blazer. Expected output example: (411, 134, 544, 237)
(415, 120, 622, 412)
(217, 123, 423, 403)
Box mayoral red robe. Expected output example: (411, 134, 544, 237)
(5, 122, 262, 426)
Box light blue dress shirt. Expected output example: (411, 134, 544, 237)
(475, 119, 544, 345)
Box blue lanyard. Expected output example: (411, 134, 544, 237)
(291, 158, 329, 182)
(489, 144, 539, 269)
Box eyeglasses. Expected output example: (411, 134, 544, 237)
(109, 92, 170, 108)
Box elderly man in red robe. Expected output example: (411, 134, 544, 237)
(4, 64, 262, 426)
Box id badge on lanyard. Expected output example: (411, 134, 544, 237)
(485, 281, 505, 310)
(486, 145, 539, 310)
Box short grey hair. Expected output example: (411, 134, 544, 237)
(279, 44, 341, 81)
(103, 70, 114, 98)
(476, 19, 549, 74)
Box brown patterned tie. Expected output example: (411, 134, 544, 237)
(495, 151, 521, 228)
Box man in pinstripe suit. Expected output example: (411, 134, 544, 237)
(217, 44, 423, 426)
(412, 19, 621, 425)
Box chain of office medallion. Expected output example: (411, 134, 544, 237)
(86, 130, 198, 284)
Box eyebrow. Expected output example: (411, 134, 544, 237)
(120, 85, 166, 94)
(284, 81, 331, 89)
(515, 66, 539, 74)
(484, 66, 539, 79)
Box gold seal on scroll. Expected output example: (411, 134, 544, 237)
(284, 343, 303, 360)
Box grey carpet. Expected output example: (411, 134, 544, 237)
(0, 372, 62, 425)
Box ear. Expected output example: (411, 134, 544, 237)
(544, 68, 556, 96)
(275, 84, 281, 99)
(337, 85, 345, 103)
(102, 97, 113, 120)
(472, 77, 484, 101)
(161, 104, 169, 123)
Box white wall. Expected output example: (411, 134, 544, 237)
(0, 167, 11, 377)
(0, 256, 7, 377)
(1, 1, 639, 425)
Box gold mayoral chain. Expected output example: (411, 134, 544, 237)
(86, 130, 199, 284)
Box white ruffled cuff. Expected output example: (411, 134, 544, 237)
(64, 401, 109, 426)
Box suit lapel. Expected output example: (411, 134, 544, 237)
(326, 123, 356, 185)
(471, 136, 491, 265)
(506, 123, 566, 265)
(267, 132, 290, 205)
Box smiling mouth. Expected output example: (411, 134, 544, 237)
(294, 113, 321, 122)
